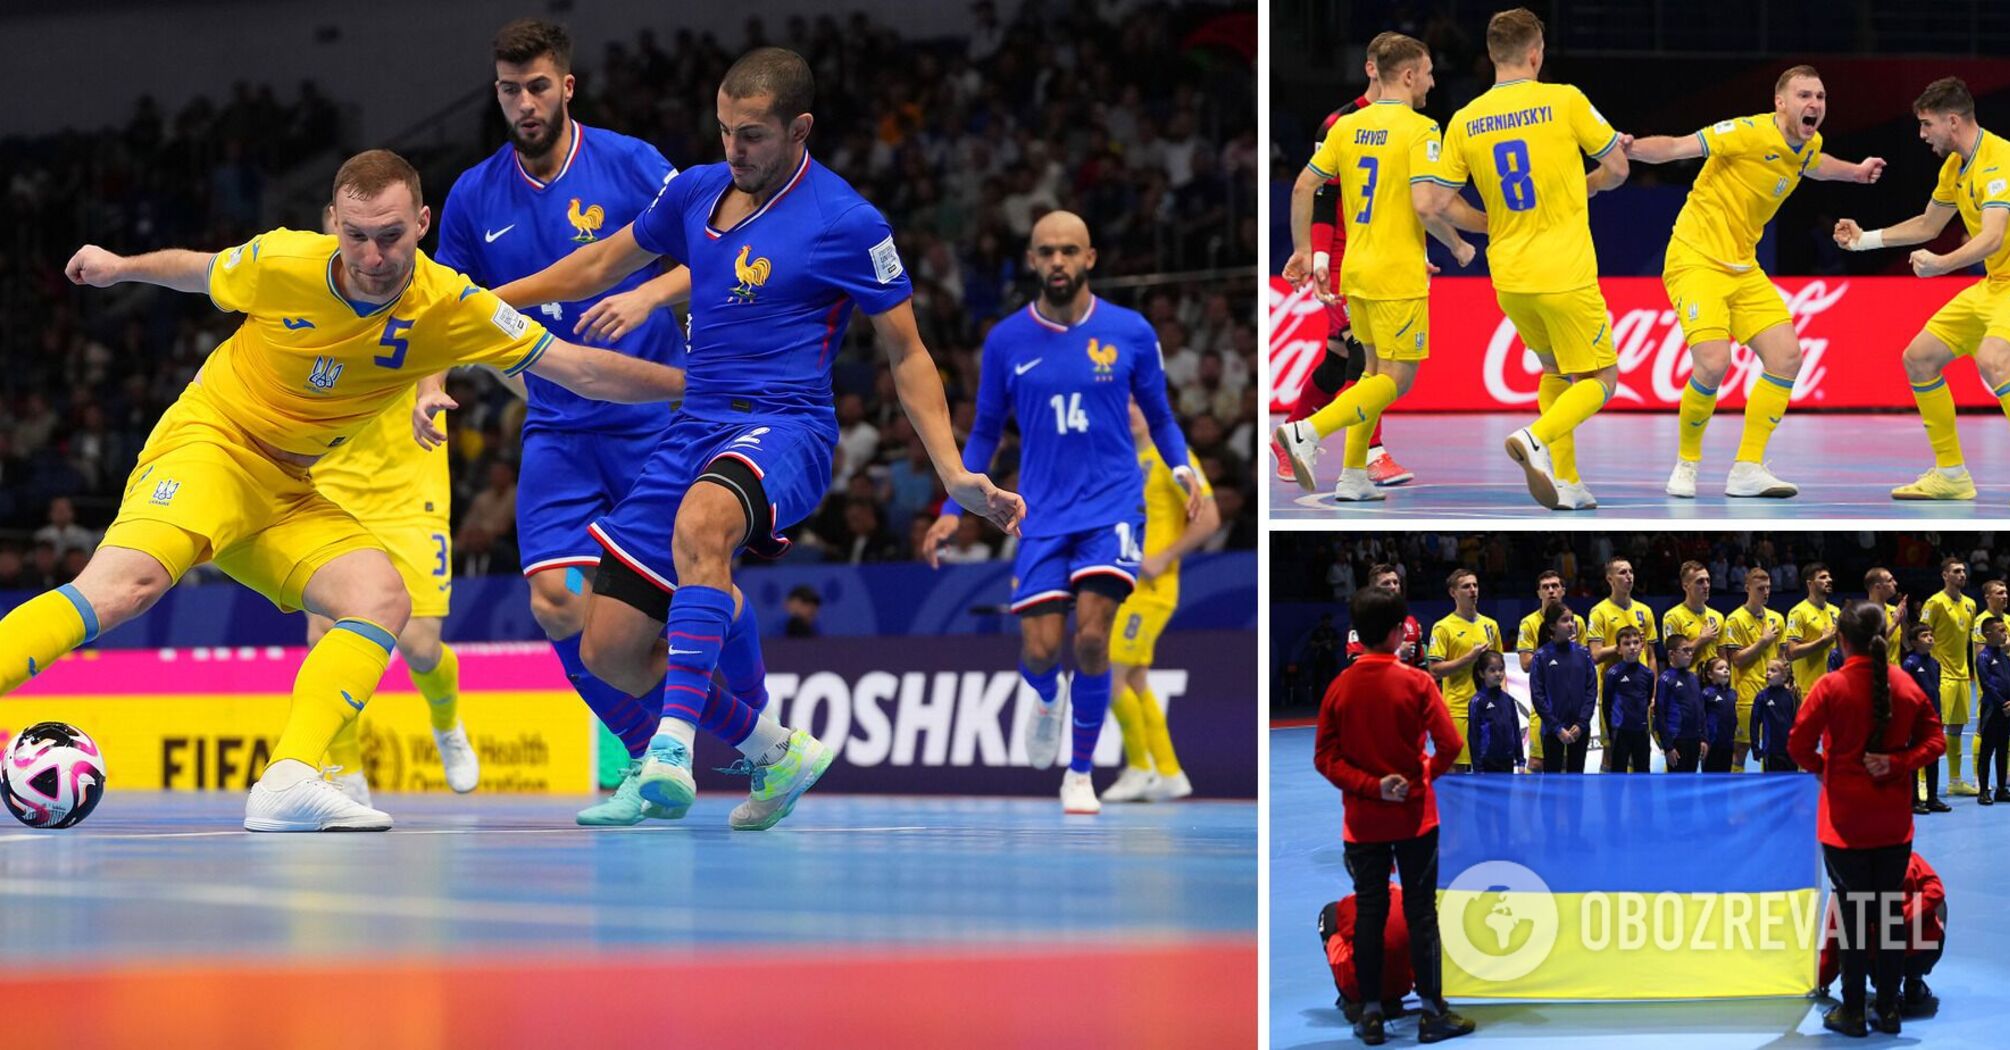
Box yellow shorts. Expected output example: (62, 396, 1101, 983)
(100, 393, 378, 614)
(371, 518, 453, 619)
(1448, 696, 1471, 765)
(1734, 697, 1755, 745)
(1110, 597, 1174, 667)
(1498, 286, 1618, 376)
(1924, 276, 2010, 356)
(1350, 296, 1429, 362)
(1942, 675, 1972, 726)
(1662, 241, 1792, 347)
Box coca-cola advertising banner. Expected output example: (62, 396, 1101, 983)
(1269, 276, 2002, 412)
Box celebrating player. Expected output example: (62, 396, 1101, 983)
(1424, 7, 1629, 510)
(1516, 569, 1586, 771)
(1921, 556, 1978, 794)
(1586, 557, 1657, 768)
(4, 149, 687, 831)
(1835, 77, 2010, 500)
(1723, 565, 1787, 772)
(926, 211, 1197, 813)
(497, 48, 1023, 828)
(415, 20, 708, 826)
(1102, 403, 1219, 804)
(1425, 568, 1503, 772)
(1785, 561, 1841, 696)
(1275, 33, 1482, 502)
(1625, 66, 1884, 498)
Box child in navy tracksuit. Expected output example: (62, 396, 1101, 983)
(1603, 627, 1655, 773)
(1655, 635, 1706, 772)
(1700, 656, 1738, 773)
(1749, 659, 1800, 772)
(1468, 651, 1524, 773)
(1529, 604, 1597, 774)
(1977, 615, 2010, 804)
(1903, 623, 1949, 813)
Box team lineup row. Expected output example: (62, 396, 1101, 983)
(1272, 7, 2010, 510)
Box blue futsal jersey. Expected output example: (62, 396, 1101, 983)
(434, 121, 686, 434)
(631, 152, 912, 433)
(953, 296, 1192, 538)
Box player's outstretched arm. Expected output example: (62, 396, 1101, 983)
(1836, 198, 1958, 251)
(492, 223, 660, 310)
(65, 246, 213, 294)
(1283, 164, 1328, 288)
(1809, 155, 1886, 184)
(526, 337, 685, 404)
(1585, 138, 1631, 198)
(573, 264, 692, 345)
(1623, 134, 1702, 165)
(870, 302, 1025, 542)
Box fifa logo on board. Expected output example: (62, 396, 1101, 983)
(568, 198, 604, 242)
(150, 479, 180, 506)
(308, 356, 344, 391)
(1086, 338, 1118, 380)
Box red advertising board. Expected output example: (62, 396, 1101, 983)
(1269, 275, 2001, 412)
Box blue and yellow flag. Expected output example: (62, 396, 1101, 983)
(1434, 774, 1821, 999)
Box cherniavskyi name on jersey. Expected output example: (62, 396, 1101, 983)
(1465, 105, 1556, 138)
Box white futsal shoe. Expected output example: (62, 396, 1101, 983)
(1331, 467, 1385, 502)
(330, 769, 372, 808)
(1272, 420, 1323, 492)
(1554, 480, 1598, 511)
(1504, 427, 1560, 509)
(1025, 677, 1068, 771)
(1665, 458, 1699, 499)
(1146, 771, 1195, 802)
(1726, 460, 1799, 498)
(1101, 766, 1161, 803)
(432, 721, 481, 794)
(246, 759, 392, 832)
(1062, 770, 1102, 814)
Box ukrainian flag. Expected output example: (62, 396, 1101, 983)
(1434, 774, 1821, 999)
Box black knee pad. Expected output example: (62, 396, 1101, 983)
(593, 555, 672, 621)
(1074, 571, 1135, 606)
(695, 455, 787, 559)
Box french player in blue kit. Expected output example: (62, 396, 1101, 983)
(412, 21, 742, 827)
(494, 47, 1024, 830)
(923, 211, 1202, 814)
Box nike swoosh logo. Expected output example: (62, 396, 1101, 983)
(282, 318, 316, 330)
(484, 225, 516, 243)
(1768, 415, 1782, 425)
(342, 689, 364, 712)
(667, 647, 704, 657)
(1686, 419, 1703, 427)
(1015, 358, 1044, 375)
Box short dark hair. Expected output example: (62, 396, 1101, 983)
(1486, 7, 1545, 66)
(1804, 561, 1829, 585)
(1916, 77, 1976, 118)
(1942, 555, 1967, 573)
(1446, 567, 1477, 593)
(721, 46, 815, 123)
(1616, 625, 1642, 644)
(1352, 588, 1409, 652)
(332, 149, 422, 207)
(1907, 622, 1933, 646)
(1775, 64, 1822, 96)
(494, 18, 572, 72)
(1865, 566, 1893, 591)
(1541, 602, 1573, 645)
(1369, 33, 1428, 80)
(1984, 614, 2006, 635)
(787, 584, 821, 605)
(1536, 570, 1562, 587)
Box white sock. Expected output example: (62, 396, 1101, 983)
(1939, 465, 1968, 479)
(738, 718, 792, 763)
(655, 717, 697, 750)
(259, 758, 318, 788)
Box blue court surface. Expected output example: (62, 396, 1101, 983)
(1270, 725, 2010, 1049)
(1269, 413, 2010, 519)
(0, 791, 1255, 1046)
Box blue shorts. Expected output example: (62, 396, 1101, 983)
(589, 413, 834, 592)
(1010, 520, 1144, 613)
(516, 426, 668, 576)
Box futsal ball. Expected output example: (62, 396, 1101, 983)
(1, 721, 107, 829)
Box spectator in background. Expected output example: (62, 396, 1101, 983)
(26, 541, 60, 591)
(840, 500, 901, 565)
(34, 497, 96, 557)
(883, 436, 940, 532)
(784, 586, 822, 638)
(58, 548, 88, 585)
(456, 461, 518, 577)
(0, 544, 29, 589)
(833, 393, 880, 488)
(936, 515, 995, 564)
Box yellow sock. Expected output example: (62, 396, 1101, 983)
(0, 585, 98, 696)
(410, 643, 462, 732)
(1111, 687, 1151, 771)
(1911, 377, 1964, 469)
(1676, 376, 1719, 462)
(1994, 377, 2010, 425)
(1137, 686, 1182, 776)
(271, 618, 396, 768)
(1948, 731, 1965, 784)
(1736, 370, 1795, 463)
(1530, 377, 1608, 482)
(1537, 373, 1582, 484)
(1343, 412, 1380, 470)
(325, 717, 363, 772)
(1307, 373, 1399, 443)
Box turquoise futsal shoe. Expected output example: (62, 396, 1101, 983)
(576, 761, 685, 826)
(636, 734, 697, 818)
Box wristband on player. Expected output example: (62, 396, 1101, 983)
(1313, 251, 1330, 273)
(1851, 229, 1884, 251)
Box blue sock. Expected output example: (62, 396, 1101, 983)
(661, 585, 734, 726)
(552, 633, 654, 759)
(718, 594, 769, 717)
(698, 680, 763, 746)
(1069, 669, 1112, 774)
(1020, 660, 1061, 705)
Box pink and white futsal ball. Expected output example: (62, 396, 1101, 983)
(2, 721, 107, 829)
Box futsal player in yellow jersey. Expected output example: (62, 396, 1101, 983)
(1784, 562, 1840, 696)
(1662, 560, 1726, 671)
(1723, 567, 1786, 771)
(309, 385, 479, 806)
(1516, 569, 1586, 771)
(1422, 7, 1630, 511)
(1866, 566, 1909, 666)
(1921, 557, 1980, 793)
(1585, 558, 1657, 767)
(1836, 77, 2010, 501)
(1626, 67, 1886, 499)
(1104, 404, 1219, 804)
(1276, 32, 1483, 502)
(1426, 568, 1503, 770)
(0, 150, 683, 832)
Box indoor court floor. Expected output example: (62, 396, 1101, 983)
(1269, 725, 2010, 1049)
(0, 792, 1256, 1047)
(1270, 414, 2010, 519)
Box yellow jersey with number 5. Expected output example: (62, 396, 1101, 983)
(1672, 114, 1823, 270)
(1307, 100, 1444, 301)
(1436, 79, 1618, 294)
(1931, 129, 2010, 278)
(201, 227, 552, 457)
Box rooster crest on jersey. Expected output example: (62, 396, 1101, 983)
(1086, 337, 1118, 380)
(567, 198, 604, 242)
(731, 244, 773, 302)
